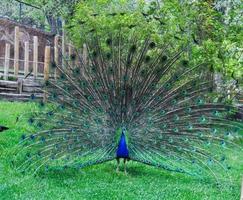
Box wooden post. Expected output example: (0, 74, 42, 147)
(54, 35, 59, 79)
(17, 79, 23, 94)
(62, 20, 65, 67)
(24, 41, 29, 77)
(14, 26, 20, 77)
(44, 46, 51, 81)
(33, 36, 38, 79)
(4, 43, 10, 80)
(44, 46, 51, 102)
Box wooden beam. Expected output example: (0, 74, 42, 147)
(14, 26, 20, 77)
(62, 20, 65, 67)
(4, 43, 10, 80)
(33, 36, 38, 79)
(24, 41, 29, 77)
(44, 46, 50, 102)
(54, 35, 59, 79)
(44, 46, 51, 81)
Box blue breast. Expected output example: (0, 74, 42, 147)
(116, 132, 129, 158)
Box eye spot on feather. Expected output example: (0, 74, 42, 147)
(94, 81, 101, 88)
(80, 81, 87, 88)
(70, 53, 76, 61)
(173, 128, 179, 133)
(106, 38, 112, 46)
(220, 140, 226, 147)
(92, 51, 98, 58)
(29, 134, 35, 141)
(74, 67, 80, 75)
(40, 136, 46, 143)
(187, 123, 193, 130)
(198, 115, 206, 123)
(140, 69, 146, 76)
(26, 152, 31, 159)
(207, 158, 213, 165)
(36, 122, 43, 128)
(59, 104, 65, 110)
(130, 44, 137, 53)
(47, 111, 54, 117)
(149, 42, 156, 49)
(106, 52, 112, 59)
(182, 90, 187, 96)
(171, 99, 177, 105)
(161, 55, 167, 62)
(51, 61, 57, 68)
(186, 107, 192, 113)
(108, 67, 114, 74)
(59, 73, 66, 80)
(196, 98, 204, 105)
(21, 134, 26, 141)
(28, 118, 34, 125)
(181, 59, 189, 67)
(144, 55, 151, 63)
(211, 128, 217, 134)
(220, 155, 226, 162)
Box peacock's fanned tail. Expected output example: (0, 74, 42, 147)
(14, 29, 242, 183)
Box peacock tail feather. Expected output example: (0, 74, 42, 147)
(13, 22, 243, 184)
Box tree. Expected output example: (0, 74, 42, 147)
(24, 0, 79, 33)
(66, 0, 241, 103)
(0, 0, 79, 33)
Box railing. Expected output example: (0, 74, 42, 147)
(0, 26, 80, 82)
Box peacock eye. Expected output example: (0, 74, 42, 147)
(149, 42, 156, 49)
(51, 61, 57, 68)
(106, 52, 112, 59)
(181, 60, 189, 66)
(161, 55, 167, 62)
(21, 134, 26, 140)
(144, 55, 151, 63)
(130, 44, 137, 52)
(106, 38, 112, 46)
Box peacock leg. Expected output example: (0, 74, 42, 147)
(124, 158, 127, 175)
(116, 158, 120, 173)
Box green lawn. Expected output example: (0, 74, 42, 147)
(0, 101, 242, 200)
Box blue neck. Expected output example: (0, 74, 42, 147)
(116, 131, 129, 158)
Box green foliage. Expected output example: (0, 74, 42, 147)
(24, 0, 78, 17)
(0, 0, 47, 29)
(67, 0, 242, 79)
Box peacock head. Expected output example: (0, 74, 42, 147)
(122, 127, 126, 134)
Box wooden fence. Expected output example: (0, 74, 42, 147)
(0, 25, 78, 82)
(0, 25, 83, 101)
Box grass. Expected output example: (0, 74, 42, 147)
(0, 101, 242, 200)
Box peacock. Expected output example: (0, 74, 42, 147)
(13, 18, 242, 184)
